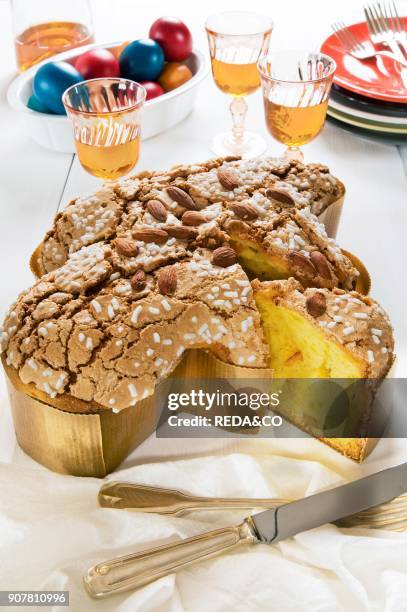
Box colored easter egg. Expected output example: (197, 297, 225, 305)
(75, 48, 120, 79)
(27, 94, 53, 114)
(140, 81, 165, 100)
(149, 17, 193, 62)
(33, 61, 84, 114)
(158, 63, 193, 92)
(113, 41, 129, 59)
(119, 39, 164, 81)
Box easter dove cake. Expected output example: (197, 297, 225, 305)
(0, 156, 395, 466)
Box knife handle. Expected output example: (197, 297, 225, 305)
(84, 519, 257, 598)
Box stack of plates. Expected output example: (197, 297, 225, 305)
(320, 18, 407, 145)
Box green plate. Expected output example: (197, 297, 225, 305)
(327, 114, 407, 146)
(328, 106, 407, 134)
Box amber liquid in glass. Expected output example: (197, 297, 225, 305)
(15, 21, 94, 71)
(75, 138, 140, 180)
(211, 58, 260, 96)
(263, 99, 329, 146)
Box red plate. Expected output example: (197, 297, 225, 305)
(320, 19, 407, 103)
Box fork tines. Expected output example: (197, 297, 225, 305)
(332, 21, 363, 51)
(365, 2, 406, 40)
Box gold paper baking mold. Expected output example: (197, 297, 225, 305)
(174, 348, 274, 379)
(317, 186, 345, 239)
(29, 242, 43, 278)
(342, 249, 371, 295)
(171, 350, 275, 435)
(3, 337, 379, 476)
(3, 349, 271, 477)
(3, 356, 158, 477)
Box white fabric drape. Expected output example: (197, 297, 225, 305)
(1, 373, 407, 612)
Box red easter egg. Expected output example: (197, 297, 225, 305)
(149, 17, 193, 62)
(140, 81, 165, 100)
(75, 48, 120, 79)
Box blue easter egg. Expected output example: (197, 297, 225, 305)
(33, 61, 84, 115)
(119, 39, 164, 82)
(27, 94, 53, 114)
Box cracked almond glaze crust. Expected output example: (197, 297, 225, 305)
(0, 156, 394, 413)
(33, 156, 350, 285)
(1, 244, 268, 412)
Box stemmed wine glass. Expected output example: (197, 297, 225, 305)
(258, 50, 336, 161)
(205, 11, 273, 159)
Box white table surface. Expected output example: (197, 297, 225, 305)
(0, 1, 407, 611)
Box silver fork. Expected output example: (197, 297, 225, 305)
(383, 0, 407, 54)
(332, 21, 407, 66)
(364, 3, 406, 62)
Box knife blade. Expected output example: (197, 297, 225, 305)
(84, 463, 407, 598)
(251, 462, 407, 543)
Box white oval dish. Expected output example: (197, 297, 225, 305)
(7, 41, 209, 153)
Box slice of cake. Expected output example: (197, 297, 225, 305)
(224, 205, 357, 291)
(253, 278, 395, 460)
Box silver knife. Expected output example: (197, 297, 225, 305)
(84, 462, 407, 598)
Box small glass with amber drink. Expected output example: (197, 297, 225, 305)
(258, 51, 336, 161)
(11, 0, 94, 71)
(63, 79, 146, 181)
(205, 11, 273, 159)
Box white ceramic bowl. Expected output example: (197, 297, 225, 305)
(7, 41, 208, 153)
